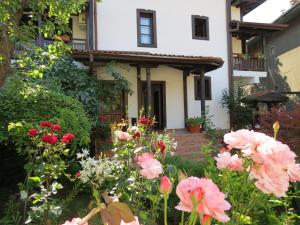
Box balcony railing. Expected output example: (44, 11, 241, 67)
(14, 38, 87, 53)
(232, 54, 265, 72)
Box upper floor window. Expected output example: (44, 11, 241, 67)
(192, 15, 209, 40)
(194, 76, 212, 100)
(137, 9, 157, 48)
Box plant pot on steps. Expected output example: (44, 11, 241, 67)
(187, 124, 202, 133)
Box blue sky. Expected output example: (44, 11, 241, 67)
(244, 0, 292, 23)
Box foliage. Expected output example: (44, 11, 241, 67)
(0, 0, 86, 41)
(221, 86, 253, 129)
(259, 104, 300, 154)
(186, 116, 205, 127)
(0, 76, 91, 147)
(0, 0, 87, 86)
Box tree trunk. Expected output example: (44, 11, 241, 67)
(0, 32, 14, 87)
(0, 0, 27, 87)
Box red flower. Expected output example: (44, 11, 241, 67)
(42, 134, 58, 145)
(75, 171, 81, 177)
(99, 115, 108, 123)
(156, 140, 166, 153)
(138, 116, 153, 127)
(133, 131, 141, 140)
(51, 124, 61, 132)
(61, 133, 75, 144)
(28, 129, 39, 137)
(40, 121, 52, 128)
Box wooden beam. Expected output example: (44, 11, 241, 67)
(200, 68, 206, 120)
(183, 70, 189, 127)
(146, 67, 152, 115)
(137, 65, 142, 112)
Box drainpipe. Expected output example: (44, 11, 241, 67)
(87, 0, 94, 50)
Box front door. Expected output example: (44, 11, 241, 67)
(142, 82, 166, 130)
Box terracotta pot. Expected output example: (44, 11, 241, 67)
(187, 124, 201, 133)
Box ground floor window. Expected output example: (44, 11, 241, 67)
(194, 76, 212, 100)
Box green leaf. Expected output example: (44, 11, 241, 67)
(29, 176, 41, 183)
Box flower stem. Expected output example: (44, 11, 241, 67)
(164, 196, 168, 225)
(181, 211, 185, 225)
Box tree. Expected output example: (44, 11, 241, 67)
(0, 0, 87, 87)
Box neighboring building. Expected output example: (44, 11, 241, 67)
(73, 0, 232, 130)
(248, 2, 300, 97)
(230, 0, 288, 88)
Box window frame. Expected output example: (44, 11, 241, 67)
(194, 76, 212, 100)
(191, 15, 209, 40)
(137, 9, 157, 48)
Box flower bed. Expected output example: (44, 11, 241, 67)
(2, 118, 300, 225)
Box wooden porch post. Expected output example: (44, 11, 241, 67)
(146, 67, 152, 115)
(200, 68, 206, 119)
(183, 70, 189, 127)
(137, 65, 142, 113)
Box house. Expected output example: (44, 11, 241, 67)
(248, 2, 300, 100)
(18, 0, 288, 130)
(72, 0, 232, 130)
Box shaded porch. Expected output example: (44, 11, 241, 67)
(73, 50, 224, 128)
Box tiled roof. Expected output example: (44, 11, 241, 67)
(72, 50, 224, 72)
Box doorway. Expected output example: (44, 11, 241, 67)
(142, 81, 166, 130)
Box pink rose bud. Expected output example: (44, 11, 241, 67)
(160, 176, 172, 196)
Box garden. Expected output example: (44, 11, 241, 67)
(1, 1, 300, 224)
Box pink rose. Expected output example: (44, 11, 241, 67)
(120, 216, 141, 225)
(215, 152, 244, 171)
(135, 152, 154, 166)
(223, 129, 300, 197)
(288, 164, 300, 182)
(115, 131, 131, 141)
(61, 218, 88, 225)
(175, 177, 231, 223)
(139, 158, 163, 180)
(160, 176, 172, 196)
(250, 163, 290, 197)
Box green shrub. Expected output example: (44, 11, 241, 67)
(0, 76, 91, 147)
(165, 155, 206, 177)
(43, 57, 100, 122)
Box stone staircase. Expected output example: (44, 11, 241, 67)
(171, 130, 209, 160)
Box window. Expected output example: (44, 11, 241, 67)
(137, 9, 157, 47)
(192, 15, 209, 40)
(194, 76, 212, 100)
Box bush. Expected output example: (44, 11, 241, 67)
(221, 87, 253, 129)
(43, 57, 100, 122)
(0, 76, 91, 147)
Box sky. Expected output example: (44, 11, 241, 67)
(244, 0, 292, 23)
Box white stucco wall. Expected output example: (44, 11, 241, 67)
(95, 0, 230, 129)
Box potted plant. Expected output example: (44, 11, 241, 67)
(186, 116, 204, 133)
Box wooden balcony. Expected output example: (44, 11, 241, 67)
(232, 54, 265, 72)
(14, 38, 87, 53)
